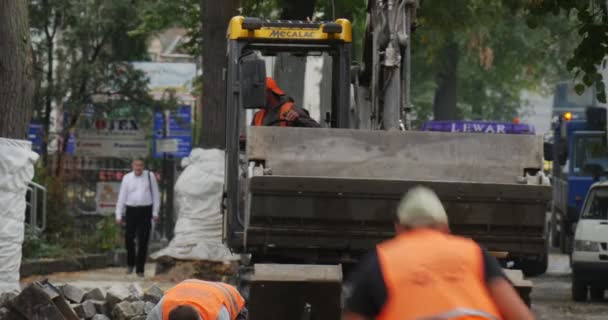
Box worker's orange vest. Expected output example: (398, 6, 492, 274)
(376, 229, 502, 320)
(253, 102, 294, 126)
(162, 280, 245, 320)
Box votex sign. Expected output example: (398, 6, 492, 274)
(76, 118, 149, 158)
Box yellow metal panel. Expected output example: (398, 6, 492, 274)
(335, 19, 352, 43)
(228, 16, 352, 43)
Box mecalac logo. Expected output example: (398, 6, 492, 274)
(269, 30, 315, 38)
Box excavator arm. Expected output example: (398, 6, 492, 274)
(356, 0, 419, 130)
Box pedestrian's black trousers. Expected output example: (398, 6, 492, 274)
(124, 205, 152, 274)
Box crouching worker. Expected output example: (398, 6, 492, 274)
(146, 279, 247, 320)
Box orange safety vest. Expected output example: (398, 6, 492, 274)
(253, 101, 295, 127)
(376, 229, 502, 320)
(162, 280, 245, 320)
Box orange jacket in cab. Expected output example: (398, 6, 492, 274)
(253, 101, 294, 127)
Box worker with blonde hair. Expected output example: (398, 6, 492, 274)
(344, 186, 534, 320)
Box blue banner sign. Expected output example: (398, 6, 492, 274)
(153, 106, 192, 158)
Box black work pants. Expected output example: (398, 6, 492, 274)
(124, 205, 152, 274)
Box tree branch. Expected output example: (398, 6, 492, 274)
(89, 34, 109, 63)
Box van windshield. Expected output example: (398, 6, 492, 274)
(581, 188, 608, 219)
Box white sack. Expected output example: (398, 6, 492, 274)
(151, 148, 238, 262)
(0, 138, 39, 293)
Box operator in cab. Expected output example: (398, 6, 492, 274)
(146, 279, 247, 320)
(252, 77, 320, 128)
(343, 186, 534, 320)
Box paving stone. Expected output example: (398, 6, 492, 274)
(12, 283, 65, 320)
(112, 301, 136, 320)
(90, 300, 108, 316)
(143, 284, 164, 304)
(71, 304, 84, 318)
(127, 284, 144, 301)
(144, 301, 156, 314)
(61, 284, 85, 303)
(83, 288, 105, 301)
(80, 300, 97, 319)
(131, 301, 145, 315)
(105, 286, 130, 312)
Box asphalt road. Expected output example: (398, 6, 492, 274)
(21, 253, 608, 319)
(531, 253, 608, 319)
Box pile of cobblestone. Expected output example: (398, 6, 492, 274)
(0, 280, 164, 320)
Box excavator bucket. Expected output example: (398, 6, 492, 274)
(244, 126, 551, 265)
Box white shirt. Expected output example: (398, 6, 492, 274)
(115, 170, 160, 219)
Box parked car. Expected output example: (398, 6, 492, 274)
(571, 181, 608, 301)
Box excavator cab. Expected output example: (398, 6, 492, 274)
(226, 16, 352, 128)
(223, 16, 354, 259)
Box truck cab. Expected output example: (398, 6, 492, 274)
(550, 107, 608, 253)
(571, 182, 608, 301)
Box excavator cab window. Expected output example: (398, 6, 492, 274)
(239, 49, 335, 128)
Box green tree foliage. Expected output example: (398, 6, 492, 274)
(315, 0, 367, 58)
(527, 0, 608, 102)
(132, 0, 282, 56)
(409, 0, 578, 122)
(131, 0, 201, 55)
(132, 0, 580, 122)
(29, 0, 154, 159)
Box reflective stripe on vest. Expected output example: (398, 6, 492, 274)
(162, 280, 245, 320)
(416, 307, 500, 320)
(376, 229, 502, 320)
(253, 102, 294, 126)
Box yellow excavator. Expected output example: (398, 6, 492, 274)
(221, 2, 545, 318)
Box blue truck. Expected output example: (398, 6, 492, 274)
(548, 106, 608, 254)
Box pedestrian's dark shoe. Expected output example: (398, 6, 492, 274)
(126, 266, 134, 275)
(137, 272, 144, 278)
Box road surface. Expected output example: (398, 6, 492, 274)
(20, 253, 608, 318)
(531, 253, 608, 319)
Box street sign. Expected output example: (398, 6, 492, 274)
(75, 117, 148, 157)
(153, 106, 192, 158)
(156, 138, 179, 153)
(96, 181, 121, 214)
(28, 122, 44, 154)
(420, 120, 535, 135)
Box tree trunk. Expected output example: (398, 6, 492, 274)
(200, 0, 240, 149)
(432, 41, 459, 121)
(471, 80, 484, 120)
(42, 37, 54, 165)
(0, 0, 34, 139)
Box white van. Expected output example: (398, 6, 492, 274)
(571, 181, 608, 301)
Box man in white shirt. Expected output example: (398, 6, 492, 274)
(115, 158, 160, 277)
